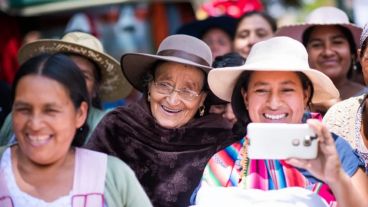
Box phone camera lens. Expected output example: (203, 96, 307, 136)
(303, 136, 312, 146)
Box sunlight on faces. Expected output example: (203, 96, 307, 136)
(233, 15, 274, 58)
(12, 75, 87, 165)
(242, 71, 309, 124)
(149, 62, 207, 128)
(202, 28, 233, 59)
(306, 26, 352, 83)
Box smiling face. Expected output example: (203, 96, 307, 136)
(202, 28, 233, 59)
(233, 14, 274, 58)
(12, 75, 87, 165)
(306, 25, 352, 83)
(242, 71, 309, 123)
(148, 62, 207, 128)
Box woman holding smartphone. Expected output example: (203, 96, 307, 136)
(192, 37, 368, 207)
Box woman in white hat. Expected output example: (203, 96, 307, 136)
(277, 7, 367, 105)
(85, 34, 240, 207)
(0, 31, 132, 144)
(193, 36, 368, 207)
(323, 23, 368, 173)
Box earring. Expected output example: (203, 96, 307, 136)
(147, 92, 151, 102)
(199, 105, 205, 117)
(352, 56, 357, 71)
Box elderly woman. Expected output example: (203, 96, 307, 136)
(193, 37, 368, 207)
(0, 31, 133, 145)
(323, 23, 368, 172)
(0, 53, 151, 207)
(85, 34, 239, 207)
(277, 7, 367, 103)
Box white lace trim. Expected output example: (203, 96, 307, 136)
(0, 148, 72, 207)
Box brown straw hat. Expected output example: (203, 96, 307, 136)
(18, 32, 133, 102)
(276, 7, 362, 48)
(121, 34, 212, 92)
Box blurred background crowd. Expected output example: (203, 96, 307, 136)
(1, 0, 367, 123)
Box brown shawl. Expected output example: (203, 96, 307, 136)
(85, 98, 239, 207)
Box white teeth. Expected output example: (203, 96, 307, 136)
(28, 135, 51, 146)
(29, 135, 50, 141)
(162, 105, 181, 113)
(264, 113, 287, 120)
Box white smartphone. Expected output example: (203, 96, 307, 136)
(247, 123, 318, 160)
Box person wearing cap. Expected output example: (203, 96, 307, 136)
(277, 7, 368, 106)
(233, 11, 277, 59)
(323, 23, 368, 173)
(193, 37, 368, 207)
(176, 15, 237, 59)
(85, 34, 240, 207)
(0, 31, 133, 145)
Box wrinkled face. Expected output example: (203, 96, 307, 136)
(233, 15, 274, 58)
(243, 71, 309, 123)
(148, 62, 207, 128)
(202, 28, 233, 59)
(359, 46, 368, 85)
(12, 75, 87, 165)
(70, 55, 98, 97)
(306, 26, 352, 83)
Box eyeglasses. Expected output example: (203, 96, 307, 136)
(152, 81, 201, 101)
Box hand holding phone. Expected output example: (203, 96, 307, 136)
(247, 123, 318, 160)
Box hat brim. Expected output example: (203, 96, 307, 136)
(276, 23, 362, 48)
(176, 15, 237, 39)
(18, 39, 133, 102)
(208, 65, 340, 104)
(121, 53, 212, 92)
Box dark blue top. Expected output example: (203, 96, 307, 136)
(299, 133, 365, 183)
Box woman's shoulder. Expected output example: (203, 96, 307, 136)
(323, 94, 363, 122)
(105, 154, 139, 183)
(106, 155, 132, 171)
(323, 94, 365, 147)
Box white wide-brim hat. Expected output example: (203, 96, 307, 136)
(18, 32, 133, 102)
(276, 7, 362, 48)
(208, 36, 340, 104)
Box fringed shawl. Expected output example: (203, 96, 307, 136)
(85, 98, 238, 207)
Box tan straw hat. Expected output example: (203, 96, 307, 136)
(18, 31, 133, 102)
(121, 34, 212, 92)
(276, 6, 362, 48)
(208, 36, 340, 104)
